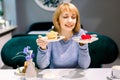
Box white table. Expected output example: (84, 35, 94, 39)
(28, 31, 48, 34)
(0, 68, 113, 80)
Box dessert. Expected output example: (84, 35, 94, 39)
(46, 31, 58, 39)
(38, 31, 65, 42)
(72, 34, 98, 44)
(81, 34, 91, 40)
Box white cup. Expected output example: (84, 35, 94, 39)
(112, 65, 120, 79)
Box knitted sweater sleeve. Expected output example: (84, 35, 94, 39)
(77, 29, 91, 69)
(78, 44, 91, 69)
(36, 44, 52, 69)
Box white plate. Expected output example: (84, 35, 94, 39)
(38, 69, 86, 80)
(14, 67, 25, 76)
(72, 35, 98, 44)
(14, 66, 39, 76)
(39, 35, 65, 42)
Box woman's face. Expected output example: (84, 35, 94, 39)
(59, 11, 77, 32)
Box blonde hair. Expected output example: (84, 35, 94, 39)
(52, 3, 81, 34)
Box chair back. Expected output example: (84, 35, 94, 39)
(1, 35, 38, 68)
(26, 22, 53, 33)
(88, 32, 119, 68)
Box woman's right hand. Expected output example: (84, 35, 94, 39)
(36, 36, 48, 50)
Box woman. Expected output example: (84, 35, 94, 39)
(36, 3, 91, 69)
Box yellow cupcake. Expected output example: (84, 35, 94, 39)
(47, 31, 58, 39)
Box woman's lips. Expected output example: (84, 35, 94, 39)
(65, 24, 73, 28)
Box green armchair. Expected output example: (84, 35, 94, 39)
(1, 33, 119, 68)
(1, 35, 39, 68)
(88, 32, 119, 68)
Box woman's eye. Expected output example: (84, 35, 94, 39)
(63, 16, 68, 18)
(72, 16, 76, 19)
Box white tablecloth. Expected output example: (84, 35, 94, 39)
(0, 68, 113, 80)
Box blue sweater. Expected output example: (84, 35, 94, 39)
(36, 29, 91, 69)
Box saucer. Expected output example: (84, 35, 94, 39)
(14, 67, 25, 76)
(72, 37, 98, 44)
(38, 35, 65, 42)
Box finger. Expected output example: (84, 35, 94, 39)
(79, 43, 85, 46)
(36, 39, 40, 46)
(38, 35, 42, 38)
(36, 39, 38, 43)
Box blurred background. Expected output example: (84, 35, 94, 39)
(1, 0, 120, 68)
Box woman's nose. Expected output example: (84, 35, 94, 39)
(68, 17, 72, 22)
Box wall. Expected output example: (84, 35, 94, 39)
(3, 0, 16, 25)
(72, 0, 120, 54)
(15, 0, 54, 34)
(4, 0, 120, 53)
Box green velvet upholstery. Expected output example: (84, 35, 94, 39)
(1, 33, 119, 68)
(1, 35, 39, 68)
(87, 32, 119, 68)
